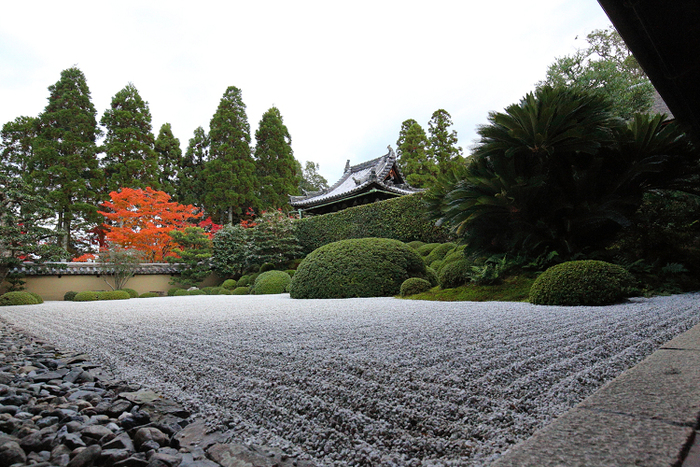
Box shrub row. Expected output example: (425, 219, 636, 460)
(294, 193, 451, 254)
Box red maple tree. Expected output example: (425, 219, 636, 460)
(98, 187, 202, 262)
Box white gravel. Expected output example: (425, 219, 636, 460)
(1, 293, 699, 466)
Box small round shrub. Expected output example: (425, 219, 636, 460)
(529, 260, 635, 306)
(400, 278, 432, 297)
(440, 245, 467, 272)
(424, 242, 457, 265)
(73, 291, 100, 302)
(28, 292, 44, 304)
(253, 270, 292, 295)
(416, 243, 441, 257)
(218, 288, 232, 295)
(167, 288, 183, 296)
(406, 240, 426, 250)
(290, 238, 428, 299)
(285, 269, 296, 278)
(99, 290, 131, 300)
(201, 287, 217, 295)
(237, 275, 251, 287)
(64, 291, 78, 301)
(232, 286, 250, 295)
(248, 273, 260, 286)
(173, 289, 189, 296)
(188, 289, 206, 295)
(222, 279, 238, 290)
(0, 291, 39, 306)
(438, 259, 472, 289)
(118, 288, 138, 298)
(139, 292, 159, 298)
(260, 262, 275, 273)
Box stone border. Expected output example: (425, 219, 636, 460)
(491, 322, 700, 466)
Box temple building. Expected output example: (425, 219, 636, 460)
(290, 146, 422, 215)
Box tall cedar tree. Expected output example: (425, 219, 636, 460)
(33, 67, 103, 255)
(396, 120, 436, 188)
(155, 123, 182, 198)
(254, 107, 300, 209)
(204, 86, 258, 224)
(177, 126, 209, 208)
(1, 116, 38, 178)
(428, 109, 463, 176)
(100, 83, 159, 193)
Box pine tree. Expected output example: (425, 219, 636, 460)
(32, 67, 103, 255)
(177, 126, 209, 209)
(396, 120, 436, 188)
(100, 83, 158, 193)
(155, 123, 182, 198)
(428, 109, 464, 176)
(203, 86, 258, 224)
(254, 107, 300, 210)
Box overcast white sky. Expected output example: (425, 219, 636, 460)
(1, 1, 613, 184)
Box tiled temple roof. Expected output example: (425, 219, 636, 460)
(290, 146, 421, 209)
(11, 262, 182, 276)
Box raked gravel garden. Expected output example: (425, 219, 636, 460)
(1, 293, 700, 466)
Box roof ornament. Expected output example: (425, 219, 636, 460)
(369, 168, 377, 180)
(352, 177, 361, 186)
(387, 145, 395, 158)
(344, 159, 351, 172)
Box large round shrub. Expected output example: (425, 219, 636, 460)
(253, 270, 292, 295)
(289, 238, 428, 299)
(74, 291, 100, 302)
(529, 260, 635, 306)
(400, 278, 432, 297)
(438, 259, 471, 289)
(0, 291, 39, 306)
(99, 290, 131, 300)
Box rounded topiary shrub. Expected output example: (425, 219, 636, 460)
(424, 242, 457, 265)
(400, 278, 432, 297)
(173, 289, 189, 296)
(0, 291, 39, 306)
(188, 289, 206, 295)
(28, 292, 44, 304)
(237, 275, 251, 287)
(218, 288, 232, 295)
(438, 259, 471, 289)
(74, 291, 100, 302)
(425, 267, 439, 287)
(416, 243, 441, 257)
(529, 260, 635, 306)
(406, 240, 426, 251)
(285, 269, 296, 278)
(117, 288, 138, 298)
(64, 291, 78, 301)
(201, 287, 217, 295)
(167, 288, 183, 296)
(232, 286, 250, 295)
(222, 279, 238, 290)
(99, 290, 131, 300)
(289, 238, 428, 299)
(260, 262, 275, 273)
(253, 270, 292, 295)
(139, 292, 159, 298)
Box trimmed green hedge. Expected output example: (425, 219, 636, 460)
(74, 291, 101, 301)
(253, 270, 292, 295)
(289, 238, 429, 299)
(0, 291, 39, 306)
(294, 193, 450, 254)
(117, 288, 138, 298)
(232, 286, 250, 295)
(529, 260, 635, 306)
(99, 290, 131, 300)
(139, 292, 159, 298)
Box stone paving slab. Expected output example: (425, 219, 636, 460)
(492, 408, 693, 467)
(578, 349, 700, 427)
(492, 321, 700, 466)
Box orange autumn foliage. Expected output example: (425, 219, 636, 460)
(98, 187, 202, 262)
